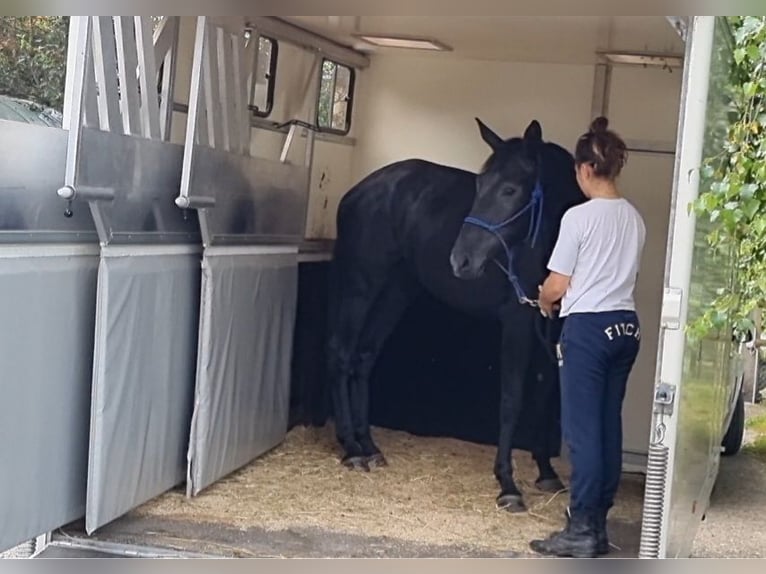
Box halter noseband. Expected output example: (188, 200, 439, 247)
(462, 181, 545, 307)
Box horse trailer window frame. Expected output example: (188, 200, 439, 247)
(316, 57, 355, 136)
(249, 35, 278, 119)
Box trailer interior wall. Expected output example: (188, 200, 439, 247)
(249, 39, 358, 240)
(336, 22, 682, 457)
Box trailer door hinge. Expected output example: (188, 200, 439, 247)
(662, 287, 683, 330)
(654, 382, 677, 416)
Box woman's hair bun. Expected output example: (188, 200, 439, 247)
(590, 116, 609, 134)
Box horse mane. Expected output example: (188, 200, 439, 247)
(539, 141, 587, 214)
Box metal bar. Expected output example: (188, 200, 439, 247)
(63, 17, 90, 187)
(195, 85, 208, 146)
(175, 195, 217, 209)
(302, 54, 322, 237)
(625, 139, 677, 155)
(91, 16, 122, 133)
(83, 38, 99, 129)
(57, 185, 116, 202)
(180, 16, 207, 200)
(62, 17, 83, 130)
(251, 116, 356, 146)
(157, 17, 180, 141)
(280, 124, 297, 163)
(202, 21, 222, 148)
(231, 33, 249, 155)
(135, 16, 161, 139)
(590, 63, 612, 119)
(239, 31, 256, 154)
(216, 27, 233, 152)
(114, 17, 141, 136)
(305, 56, 321, 170)
(45, 538, 214, 559)
(247, 17, 369, 69)
(247, 29, 261, 119)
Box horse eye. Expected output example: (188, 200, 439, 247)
(502, 186, 516, 196)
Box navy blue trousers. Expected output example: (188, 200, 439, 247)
(558, 310, 641, 517)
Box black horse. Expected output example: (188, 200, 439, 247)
(327, 119, 586, 510)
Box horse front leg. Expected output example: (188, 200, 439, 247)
(494, 314, 532, 513)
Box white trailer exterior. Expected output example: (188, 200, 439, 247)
(0, 16, 746, 559)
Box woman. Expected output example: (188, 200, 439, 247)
(531, 117, 646, 558)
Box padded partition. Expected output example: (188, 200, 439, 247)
(0, 247, 99, 552)
(187, 247, 299, 496)
(85, 247, 201, 533)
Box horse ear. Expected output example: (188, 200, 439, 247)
(524, 120, 543, 143)
(475, 117, 504, 152)
(523, 120, 543, 156)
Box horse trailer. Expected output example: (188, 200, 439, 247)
(0, 15, 747, 559)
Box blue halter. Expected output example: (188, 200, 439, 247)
(462, 181, 544, 306)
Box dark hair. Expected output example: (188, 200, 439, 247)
(574, 117, 628, 179)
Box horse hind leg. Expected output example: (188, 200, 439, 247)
(533, 453, 566, 494)
(349, 271, 417, 469)
(327, 268, 382, 472)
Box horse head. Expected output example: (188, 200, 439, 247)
(450, 118, 547, 280)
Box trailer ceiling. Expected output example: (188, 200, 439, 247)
(280, 17, 684, 65)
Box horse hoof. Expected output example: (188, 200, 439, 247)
(496, 493, 526, 513)
(341, 456, 370, 472)
(535, 478, 566, 493)
(367, 453, 388, 469)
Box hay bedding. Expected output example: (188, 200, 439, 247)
(135, 425, 643, 553)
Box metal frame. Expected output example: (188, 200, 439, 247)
(46, 534, 214, 559)
(178, 16, 318, 247)
(638, 16, 716, 559)
(61, 16, 189, 246)
(589, 59, 678, 156)
(246, 16, 369, 70)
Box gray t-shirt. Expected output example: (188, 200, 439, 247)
(547, 197, 646, 317)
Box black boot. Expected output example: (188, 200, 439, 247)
(530, 508, 598, 558)
(594, 509, 609, 555)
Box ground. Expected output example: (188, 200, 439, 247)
(63, 426, 642, 558)
(692, 402, 766, 558)
(4, 404, 766, 559)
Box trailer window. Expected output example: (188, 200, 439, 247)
(0, 17, 68, 126)
(246, 34, 278, 118)
(317, 58, 355, 135)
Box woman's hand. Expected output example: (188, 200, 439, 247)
(538, 286, 561, 318)
(538, 272, 570, 318)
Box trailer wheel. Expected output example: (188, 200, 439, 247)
(721, 390, 745, 456)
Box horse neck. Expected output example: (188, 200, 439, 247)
(515, 145, 583, 284)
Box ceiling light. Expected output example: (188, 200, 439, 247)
(598, 51, 684, 68)
(354, 35, 452, 52)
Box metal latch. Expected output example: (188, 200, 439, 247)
(654, 382, 676, 416)
(661, 287, 683, 330)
